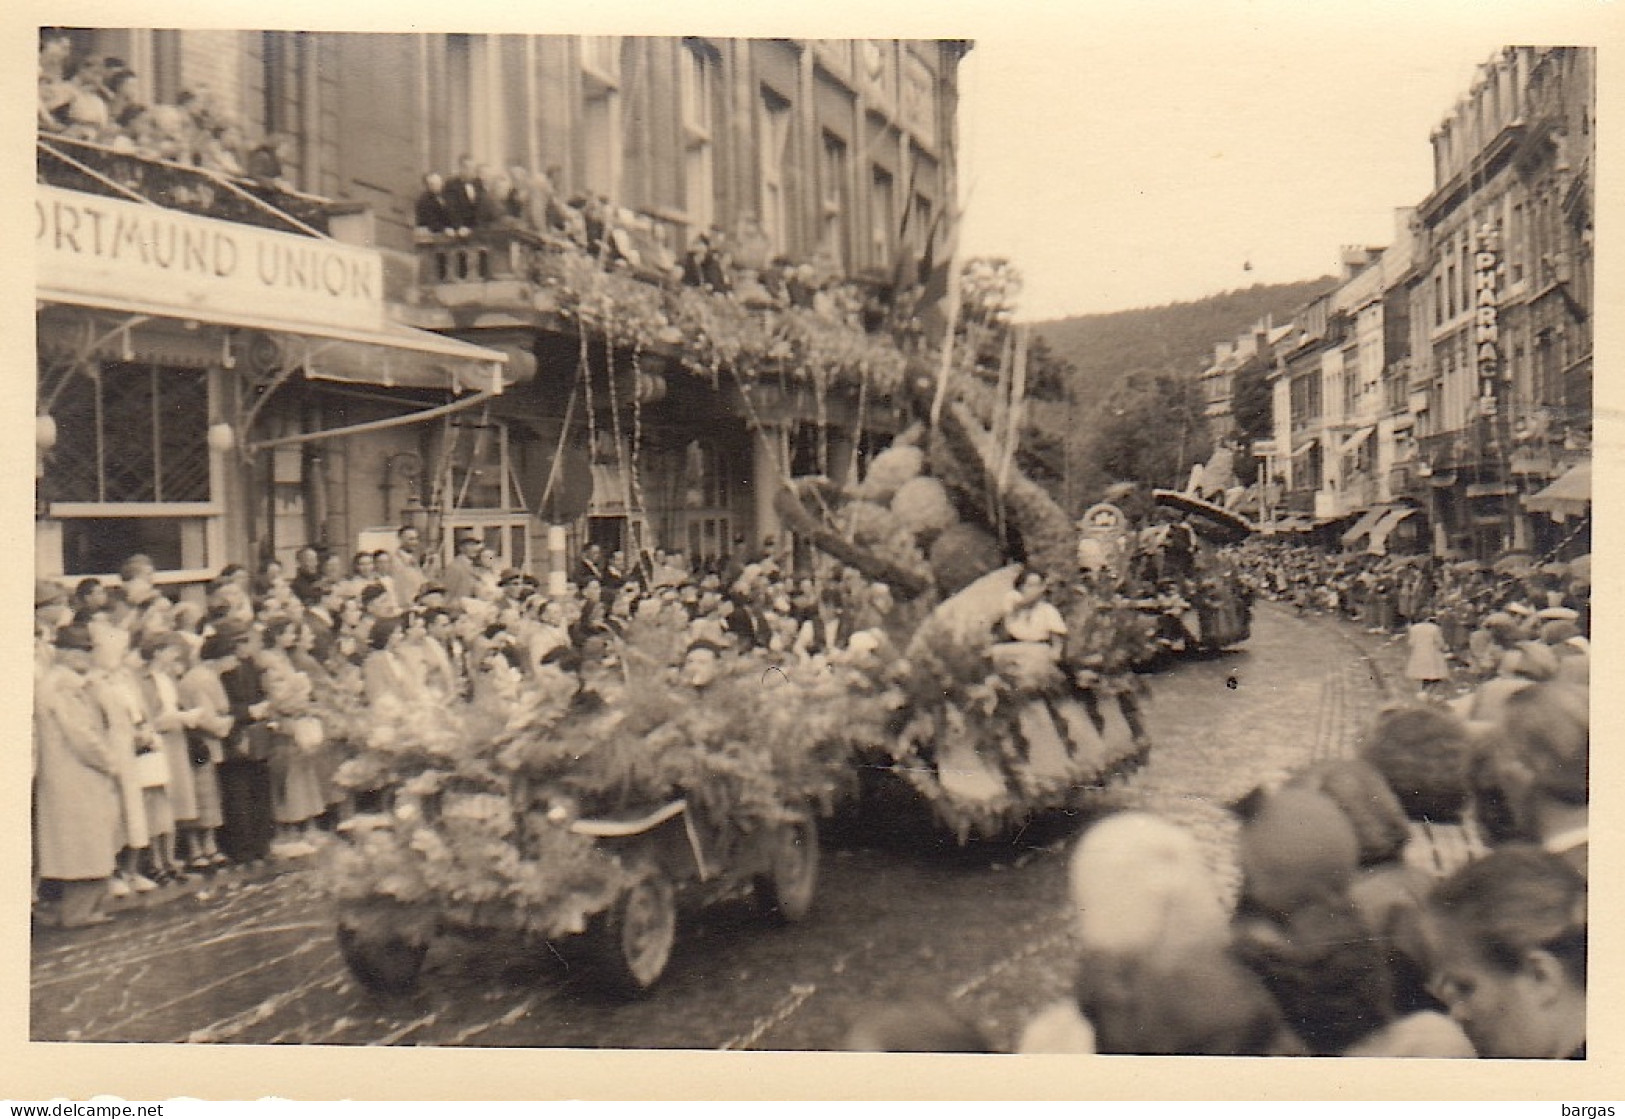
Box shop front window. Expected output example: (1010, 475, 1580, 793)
(43, 361, 216, 578)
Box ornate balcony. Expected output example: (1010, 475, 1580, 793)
(37, 134, 337, 238)
(414, 222, 911, 397)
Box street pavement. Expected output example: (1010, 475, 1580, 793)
(31, 602, 1410, 1051)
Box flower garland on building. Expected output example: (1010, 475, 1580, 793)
(531, 243, 907, 395)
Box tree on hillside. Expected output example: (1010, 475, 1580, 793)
(1086, 371, 1212, 491)
(1229, 361, 1274, 487)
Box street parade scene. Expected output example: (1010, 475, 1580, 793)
(26, 19, 1597, 1082)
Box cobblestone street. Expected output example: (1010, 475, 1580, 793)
(31, 602, 1411, 1051)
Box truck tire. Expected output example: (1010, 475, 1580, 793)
(336, 920, 427, 997)
(596, 867, 677, 995)
(753, 816, 820, 924)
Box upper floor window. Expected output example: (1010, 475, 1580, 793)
(680, 43, 716, 233)
(759, 86, 793, 256)
(912, 193, 933, 257)
(819, 131, 850, 269)
(870, 165, 895, 268)
(581, 40, 623, 201)
(901, 51, 938, 144)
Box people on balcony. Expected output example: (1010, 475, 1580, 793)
(443, 154, 488, 232)
(414, 172, 459, 236)
(245, 132, 295, 193)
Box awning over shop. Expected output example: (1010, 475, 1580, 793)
(39, 290, 508, 393)
(1291, 437, 1319, 458)
(1524, 460, 1591, 520)
(1367, 506, 1419, 555)
(1340, 505, 1390, 548)
(1340, 425, 1375, 457)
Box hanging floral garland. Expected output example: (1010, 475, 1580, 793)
(531, 241, 906, 396)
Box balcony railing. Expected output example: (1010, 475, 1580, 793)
(415, 221, 910, 394)
(38, 135, 334, 238)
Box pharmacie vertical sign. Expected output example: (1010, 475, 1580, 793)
(1473, 225, 1501, 418)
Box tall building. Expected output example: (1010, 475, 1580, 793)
(36, 30, 969, 586)
(1252, 46, 1592, 560)
(1410, 46, 1593, 559)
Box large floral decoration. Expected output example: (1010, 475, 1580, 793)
(320, 610, 890, 940)
(529, 241, 906, 395)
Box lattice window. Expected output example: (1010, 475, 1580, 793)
(47, 362, 210, 504)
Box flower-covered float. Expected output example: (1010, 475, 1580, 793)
(1118, 487, 1254, 660)
(774, 396, 1165, 842)
(322, 606, 897, 996)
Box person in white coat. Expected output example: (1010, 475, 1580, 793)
(1405, 615, 1451, 700)
(35, 625, 122, 927)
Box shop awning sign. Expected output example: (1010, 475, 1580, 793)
(37, 184, 384, 334)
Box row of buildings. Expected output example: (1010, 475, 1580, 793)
(35, 30, 967, 588)
(1197, 46, 1593, 562)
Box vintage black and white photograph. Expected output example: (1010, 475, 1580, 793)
(19, 0, 1610, 1093)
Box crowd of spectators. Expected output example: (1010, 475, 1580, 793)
(31, 528, 905, 929)
(38, 30, 296, 192)
(851, 641, 1589, 1060)
(1228, 538, 1589, 686)
(414, 154, 883, 326)
(34, 522, 1590, 1058)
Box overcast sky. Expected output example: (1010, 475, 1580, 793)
(949, 1, 1614, 322)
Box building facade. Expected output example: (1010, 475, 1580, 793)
(36, 31, 969, 587)
(1411, 46, 1594, 560)
(1251, 46, 1592, 560)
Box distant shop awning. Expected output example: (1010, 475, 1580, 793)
(1340, 505, 1390, 548)
(1292, 437, 1319, 458)
(1367, 506, 1420, 555)
(1340, 425, 1375, 457)
(38, 288, 508, 393)
(1524, 460, 1591, 521)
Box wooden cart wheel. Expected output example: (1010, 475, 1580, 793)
(754, 815, 820, 924)
(599, 867, 677, 994)
(336, 920, 427, 997)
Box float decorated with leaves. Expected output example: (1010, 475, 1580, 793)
(774, 410, 1162, 841)
(323, 608, 897, 996)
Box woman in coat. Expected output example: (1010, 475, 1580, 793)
(1404, 615, 1451, 700)
(35, 624, 122, 927)
(140, 632, 201, 878)
(176, 629, 237, 868)
(86, 622, 156, 894)
(258, 618, 324, 856)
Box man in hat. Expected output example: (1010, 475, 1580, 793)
(389, 526, 428, 609)
(442, 534, 485, 605)
(35, 623, 122, 927)
(216, 622, 275, 865)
